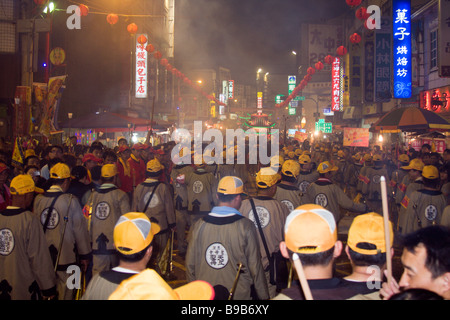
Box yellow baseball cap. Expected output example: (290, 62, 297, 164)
(256, 167, 281, 189)
(217, 176, 246, 195)
(347, 212, 393, 255)
(302, 150, 311, 156)
(422, 165, 439, 179)
(10, 174, 36, 195)
(398, 154, 410, 164)
(373, 154, 383, 162)
(317, 161, 338, 174)
(146, 158, 164, 173)
(298, 154, 311, 164)
(294, 148, 303, 156)
(50, 163, 71, 179)
(270, 155, 284, 169)
(282, 160, 300, 178)
(287, 151, 295, 159)
(401, 158, 424, 171)
(25, 149, 36, 158)
(114, 212, 160, 255)
(337, 150, 345, 158)
(101, 164, 118, 178)
(108, 269, 215, 300)
(284, 204, 337, 254)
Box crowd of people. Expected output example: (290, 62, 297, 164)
(0, 134, 449, 300)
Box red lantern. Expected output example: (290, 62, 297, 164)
(346, 0, 362, 8)
(350, 33, 362, 44)
(78, 4, 89, 17)
(145, 44, 154, 53)
(355, 7, 369, 20)
(304, 74, 312, 82)
(127, 23, 138, 35)
(154, 51, 162, 60)
(106, 14, 119, 25)
(315, 61, 324, 71)
(137, 35, 147, 45)
(160, 58, 169, 66)
(336, 46, 347, 56)
(307, 67, 315, 75)
(324, 55, 334, 64)
(166, 64, 173, 72)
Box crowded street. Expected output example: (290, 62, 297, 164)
(0, 0, 450, 309)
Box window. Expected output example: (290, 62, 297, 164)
(430, 29, 438, 70)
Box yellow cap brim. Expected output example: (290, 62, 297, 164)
(174, 280, 215, 300)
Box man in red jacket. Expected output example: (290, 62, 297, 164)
(117, 145, 133, 202)
(128, 143, 147, 189)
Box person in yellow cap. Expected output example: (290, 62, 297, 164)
(332, 150, 348, 190)
(391, 154, 411, 200)
(356, 153, 373, 195)
(303, 161, 368, 223)
(82, 212, 160, 300)
(170, 147, 195, 257)
(397, 158, 425, 233)
(360, 154, 392, 215)
(85, 164, 130, 277)
(239, 167, 290, 298)
(0, 174, 57, 300)
(403, 165, 447, 234)
(132, 158, 175, 277)
(273, 204, 362, 300)
(297, 154, 319, 198)
(274, 160, 302, 212)
(186, 176, 269, 300)
(343, 212, 394, 295)
(33, 162, 91, 300)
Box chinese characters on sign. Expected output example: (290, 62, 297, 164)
(331, 57, 341, 112)
(135, 34, 148, 98)
(375, 31, 391, 101)
(228, 80, 234, 99)
(364, 32, 375, 103)
(393, 0, 412, 98)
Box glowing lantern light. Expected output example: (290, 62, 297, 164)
(315, 61, 324, 71)
(137, 34, 147, 45)
(350, 33, 362, 44)
(145, 44, 154, 53)
(355, 7, 369, 20)
(78, 4, 89, 16)
(324, 55, 334, 64)
(160, 58, 169, 66)
(346, 0, 362, 8)
(106, 14, 119, 25)
(127, 23, 138, 35)
(336, 46, 347, 56)
(154, 51, 162, 60)
(307, 67, 315, 75)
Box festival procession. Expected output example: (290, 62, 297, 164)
(1, 0, 450, 304)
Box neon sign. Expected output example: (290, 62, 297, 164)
(135, 34, 148, 98)
(393, 0, 412, 98)
(331, 57, 341, 111)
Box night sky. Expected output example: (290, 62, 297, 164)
(175, 0, 350, 84)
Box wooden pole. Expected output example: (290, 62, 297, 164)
(292, 253, 313, 300)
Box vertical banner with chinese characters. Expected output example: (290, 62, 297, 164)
(364, 31, 375, 103)
(136, 34, 148, 98)
(375, 17, 392, 102)
(393, 0, 412, 98)
(350, 42, 362, 105)
(331, 57, 341, 112)
(438, 0, 450, 77)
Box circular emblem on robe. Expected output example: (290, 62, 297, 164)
(40, 208, 60, 230)
(95, 202, 111, 220)
(425, 204, 437, 221)
(299, 181, 311, 193)
(281, 200, 295, 212)
(248, 206, 271, 229)
(193, 180, 204, 194)
(372, 175, 381, 184)
(205, 242, 229, 269)
(0, 228, 14, 256)
(143, 192, 160, 209)
(315, 193, 328, 207)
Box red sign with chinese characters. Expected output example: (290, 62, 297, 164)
(331, 57, 341, 111)
(419, 86, 450, 113)
(135, 34, 148, 98)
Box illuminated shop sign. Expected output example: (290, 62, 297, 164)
(331, 57, 341, 111)
(393, 0, 412, 98)
(135, 34, 148, 98)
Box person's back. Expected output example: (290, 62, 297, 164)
(185, 176, 269, 300)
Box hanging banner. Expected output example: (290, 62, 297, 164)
(364, 31, 375, 103)
(13, 86, 31, 138)
(135, 34, 148, 98)
(331, 57, 341, 112)
(393, 0, 412, 98)
(375, 33, 392, 102)
(39, 75, 67, 136)
(343, 127, 370, 147)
